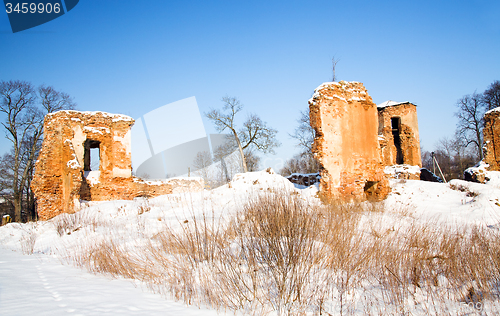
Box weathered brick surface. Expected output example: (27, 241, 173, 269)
(483, 108, 500, 171)
(378, 102, 421, 167)
(309, 81, 390, 202)
(32, 111, 203, 220)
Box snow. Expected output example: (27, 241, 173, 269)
(84, 171, 100, 185)
(48, 110, 134, 122)
(0, 248, 223, 316)
(2, 169, 500, 315)
(67, 159, 80, 169)
(465, 161, 500, 188)
(65, 140, 81, 170)
(377, 100, 411, 108)
(308, 81, 367, 105)
(133, 176, 203, 186)
(384, 164, 420, 177)
(83, 126, 110, 134)
(385, 178, 500, 225)
(485, 106, 500, 115)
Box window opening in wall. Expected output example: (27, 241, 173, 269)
(90, 147, 100, 171)
(84, 140, 101, 172)
(391, 117, 404, 164)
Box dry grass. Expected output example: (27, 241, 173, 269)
(20, 228, 37, 255)
(59, 190, 500, 315)
(53, 211, 104, 236)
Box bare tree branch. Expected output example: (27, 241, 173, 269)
(0, 80, 76, 222)
(289, 110, 315, 157)
(240, 114, 280, 154)
(454, 93, 484, 160)
(483, 80, 500, 111)
(205, 96, 280, 173)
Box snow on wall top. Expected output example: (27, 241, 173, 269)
(308, 81, 367, 106)
(377, 100, 411, 109)
(47, 110, 134, 123)
(485, 106, 500, 115)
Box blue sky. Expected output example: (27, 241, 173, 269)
(1, 0, 499, 170)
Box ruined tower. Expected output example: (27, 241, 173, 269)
(463, 107, 500, 183)
(309, 81, 390, 202)
(482, 107, 500, 171)
(377, 101, 421, 168)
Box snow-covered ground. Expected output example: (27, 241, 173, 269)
(1, 169, 500, 315)
(0, 248, 223, 316)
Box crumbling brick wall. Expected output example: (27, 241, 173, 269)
(32, 111, 203, 220)
(483, 108, 500, 171)
(377, 102, 421, 169)
(309, 81, 390, 202)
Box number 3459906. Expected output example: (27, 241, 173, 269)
(5, 2, 61, 14)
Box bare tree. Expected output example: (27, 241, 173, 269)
(205, 96, 280, 173)
(0, 80, 75, 222)
(239, 114, 280, 155)
(243, 149, 261, 172)
(192, 151, 213, 184)
(213, 136, 233, 157)
(420, 149, 433, 170)
(289, 110, 315, 157)
(455, 93, 484, 160)
(437, 136, 476, 179)
(483, 80, 500, 111)
(288, 109, 320, 175)
(0, 152, 14, 196)
(422, 136, 476, 181)
(279, 154, 320, 176)
(0, 81, 36, 222)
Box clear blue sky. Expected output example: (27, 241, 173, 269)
(1, 0, 499, 170)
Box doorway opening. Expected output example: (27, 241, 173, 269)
(391, 117, 403, 164)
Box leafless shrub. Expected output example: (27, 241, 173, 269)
(20, 229, 37, 255)
(54, 213, 82, 236)
(53, 211, 103, 236)
(224, 193, 328, 314)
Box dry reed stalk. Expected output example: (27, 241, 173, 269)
(57, 189, 500, 315)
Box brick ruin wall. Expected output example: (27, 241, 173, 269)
(482, 109, 500, 171)
(378, 103, 421, 180)
(309, 81, 390, 202)
(32, 111, 203, 221)
(462, 108, 500, 183)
